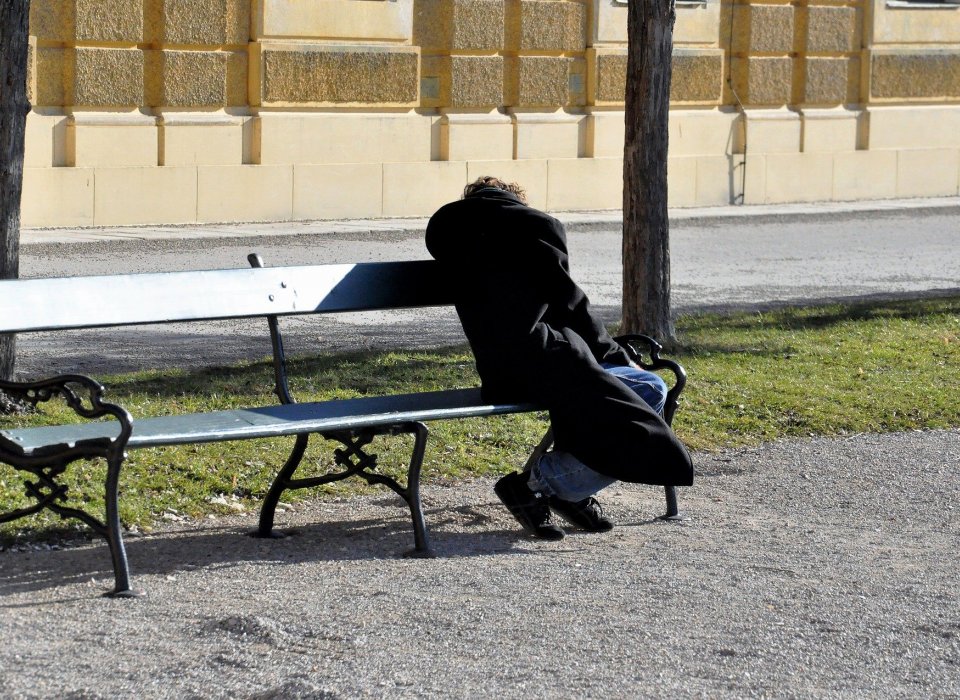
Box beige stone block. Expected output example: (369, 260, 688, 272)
(94, 166, 198, 226)
(150, 0, 250, 45)
(520, 0, 586, 52)
(69, 119, 158, 167)
(695, 155, 740, 206)
(896, 149, 960, 199)
(75, 0, 143, 42)
(872, 2, 960, 45)
(801, 108, 859, 153)
(415, 0, 505, 50)
(32, 1, 163, 44)
(257, 113, 432, 165)
(466, 159, 549, 210)
(546, 157, 622, 210)
(454, 0, 506, 50)
(590, 49, 626, 104)
(146, 51, 227, 108)
(592, 48, 722, 106)
(740, 153, 766, 205)
(675, 0, 723, 45)
(258, 0, 414, 43)
(515, 112, 585, 159)
(671, 50, 724, 104)
(667, 156, 697, 208)
(744, 109, 801, 154)
(68, 48, 144, 107)
(35, 47, 65, 107)
(732, 4, 794, 54)
(568, 58, 587, 106)
(517, 56, 571, 108)
(197, 165, 294, 223)
(451, 56, 504, 107)
(806, 6, 859, 54)
(24, 112, 69, 168)
(293, 163, 383, 220)
(382, 162, 468, 217)
(441, 113, 514, 161)
(763, 152, 833, 203)
(669, 108, 740, 157)
(592, 0, 627, 45)
(420, 55, 447, 109)
(20, 167, 95, 228)
(160, 121, 243, 166)
(586, 110, 624, 158)
(29, 0, 70, 42)
(805, 57, 858, 105)
(871, 50, 960, 101)
(832, 150, 898, 201)
(731, 57, 793, 106)
(257, 44, 419, 106)
(226, 51, 248, 107)
(867, 106, 960, 150)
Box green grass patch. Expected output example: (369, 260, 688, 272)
(2, 295, 958, 540)
(674, 296, 960, 449)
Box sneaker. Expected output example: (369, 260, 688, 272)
(548, 496, 614, 532)
(494, 472, 565, 540)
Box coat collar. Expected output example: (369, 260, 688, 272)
(464, 187, 525, 206)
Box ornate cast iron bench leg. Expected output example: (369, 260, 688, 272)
(0, 375, 137, 597)
(104, 448, 136, 596)
(255, 433, 310, 538)
(254, 422, 435, 558)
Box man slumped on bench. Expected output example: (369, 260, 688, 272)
(426, 176, 694, 540)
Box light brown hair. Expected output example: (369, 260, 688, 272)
(462, 176, 528, 204)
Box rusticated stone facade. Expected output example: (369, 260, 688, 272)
(19, 0, 960, 228)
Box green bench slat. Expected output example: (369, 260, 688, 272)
(0, 389, 540, 456)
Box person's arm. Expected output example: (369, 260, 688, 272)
(529, 219, 633, 366)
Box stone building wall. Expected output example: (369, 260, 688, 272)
(19, 0, 960, 228)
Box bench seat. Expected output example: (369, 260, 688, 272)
(0, 389, 538, 457)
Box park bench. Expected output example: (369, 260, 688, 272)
(0, 255, 686, 597)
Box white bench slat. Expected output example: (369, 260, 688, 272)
(0, 260, 447, 333)
(0, 389, 540, 455)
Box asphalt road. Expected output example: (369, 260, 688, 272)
(16, 203, 960, 375)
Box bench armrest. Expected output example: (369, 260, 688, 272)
(1, 374, 134, 446)
(613, 334, 687, 427)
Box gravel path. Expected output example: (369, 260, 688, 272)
(2, 430, 958, 699)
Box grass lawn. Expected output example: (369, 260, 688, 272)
(2, 295, 958, 539)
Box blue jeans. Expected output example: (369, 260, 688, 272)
(527, 363, 668, 502)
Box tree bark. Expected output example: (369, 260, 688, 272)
(0, 1, 31, 384)
(622, 0, 676, 342)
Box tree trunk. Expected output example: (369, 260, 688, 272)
(622, 0, 676, 342)
(0, 1, 31, 384)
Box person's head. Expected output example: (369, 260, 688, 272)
(462, 176, 528, 205)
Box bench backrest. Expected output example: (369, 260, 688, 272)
(0, 260, 450, 334)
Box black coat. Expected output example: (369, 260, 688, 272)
(425, 188, 693, 486)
